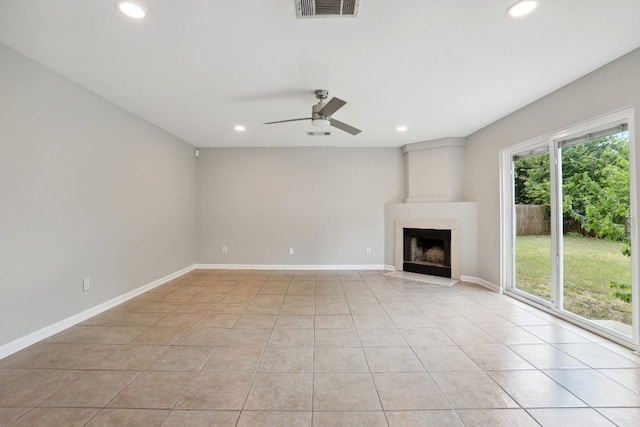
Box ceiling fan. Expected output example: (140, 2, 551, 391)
(264, 89, 362, 135)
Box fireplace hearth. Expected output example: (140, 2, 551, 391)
(403, 228, 452, 277)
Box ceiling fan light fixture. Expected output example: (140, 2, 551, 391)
(312, 118, 331, 128)
(116, 0, 146, 19)
(507, 0, 537, 17)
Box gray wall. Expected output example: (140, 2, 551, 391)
(464, 47, 640, 285)
(197, 147, 404, 266)
(0, 44, 197, 347)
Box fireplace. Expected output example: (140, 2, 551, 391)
(394, 218, 462, 280)
(403, 228, 451, 277)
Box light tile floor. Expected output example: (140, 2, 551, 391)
(1, 269, 640, 426)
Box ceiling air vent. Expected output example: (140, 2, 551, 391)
(295, 0, 360, 18)
(307, 131, 331, 136)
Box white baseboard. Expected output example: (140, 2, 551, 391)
(461, 275, 501, 293)
(195, 264, 386, 271)
(384, 264, 396, 271)
(0, 264, 196, 360)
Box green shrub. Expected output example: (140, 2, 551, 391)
(609, 281, 632, 303)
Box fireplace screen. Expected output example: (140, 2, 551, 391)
(403, 228, 452, 278)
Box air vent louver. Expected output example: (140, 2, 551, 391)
(342, 0, 356, 15)
(295, 0, 359, 18)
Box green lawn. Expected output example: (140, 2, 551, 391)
(515, 235, 632, 325)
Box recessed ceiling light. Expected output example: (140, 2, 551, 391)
(234, 125, 246, 132)
(397, 126, 408, 132)
(507, 0, 538, 17)
(116, 1, 146, 19)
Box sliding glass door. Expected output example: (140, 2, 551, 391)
(559, 126, 632, 337)
(502, 110, 638, 346)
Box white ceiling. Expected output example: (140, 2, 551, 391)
(1, 1, 639, 148)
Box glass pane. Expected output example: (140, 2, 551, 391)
(560, 131, 632, 336)
(513, 150, 552, 302)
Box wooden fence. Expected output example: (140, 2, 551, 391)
(516, 204, 550, 236)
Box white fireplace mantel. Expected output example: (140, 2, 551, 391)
(384, 202, 478, 279)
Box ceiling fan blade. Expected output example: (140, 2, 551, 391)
(330, 118, 362, 135)
(264, 117, 311, 125)
(319, 97, 346, 117)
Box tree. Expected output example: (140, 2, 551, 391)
(561, 136, 629, 242)
(514, 152, 550, 205)
(514, 134, 630, 243)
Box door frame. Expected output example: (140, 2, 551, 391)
(500, 107, 639, 350)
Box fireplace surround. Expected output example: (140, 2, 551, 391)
(385, 138, 476, 281)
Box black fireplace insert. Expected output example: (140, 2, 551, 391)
(403, 228, 452, 278)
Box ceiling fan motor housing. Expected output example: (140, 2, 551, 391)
(312, 102, 328, 120)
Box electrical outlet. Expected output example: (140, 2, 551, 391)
(222, 246, 228, 254)
(289, 248, 294, 255)
(83, 278, 90, 292)
(366, 247, 372, 255)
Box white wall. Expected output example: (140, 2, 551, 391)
(196, 147, 404, 266)
(464, 47, 640, 286)
(0, 43, 197, 347)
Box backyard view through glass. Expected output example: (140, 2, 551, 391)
(513, 128, 632, 336)
(561, 130, 631, 333)
(514, 149, 552, 304)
